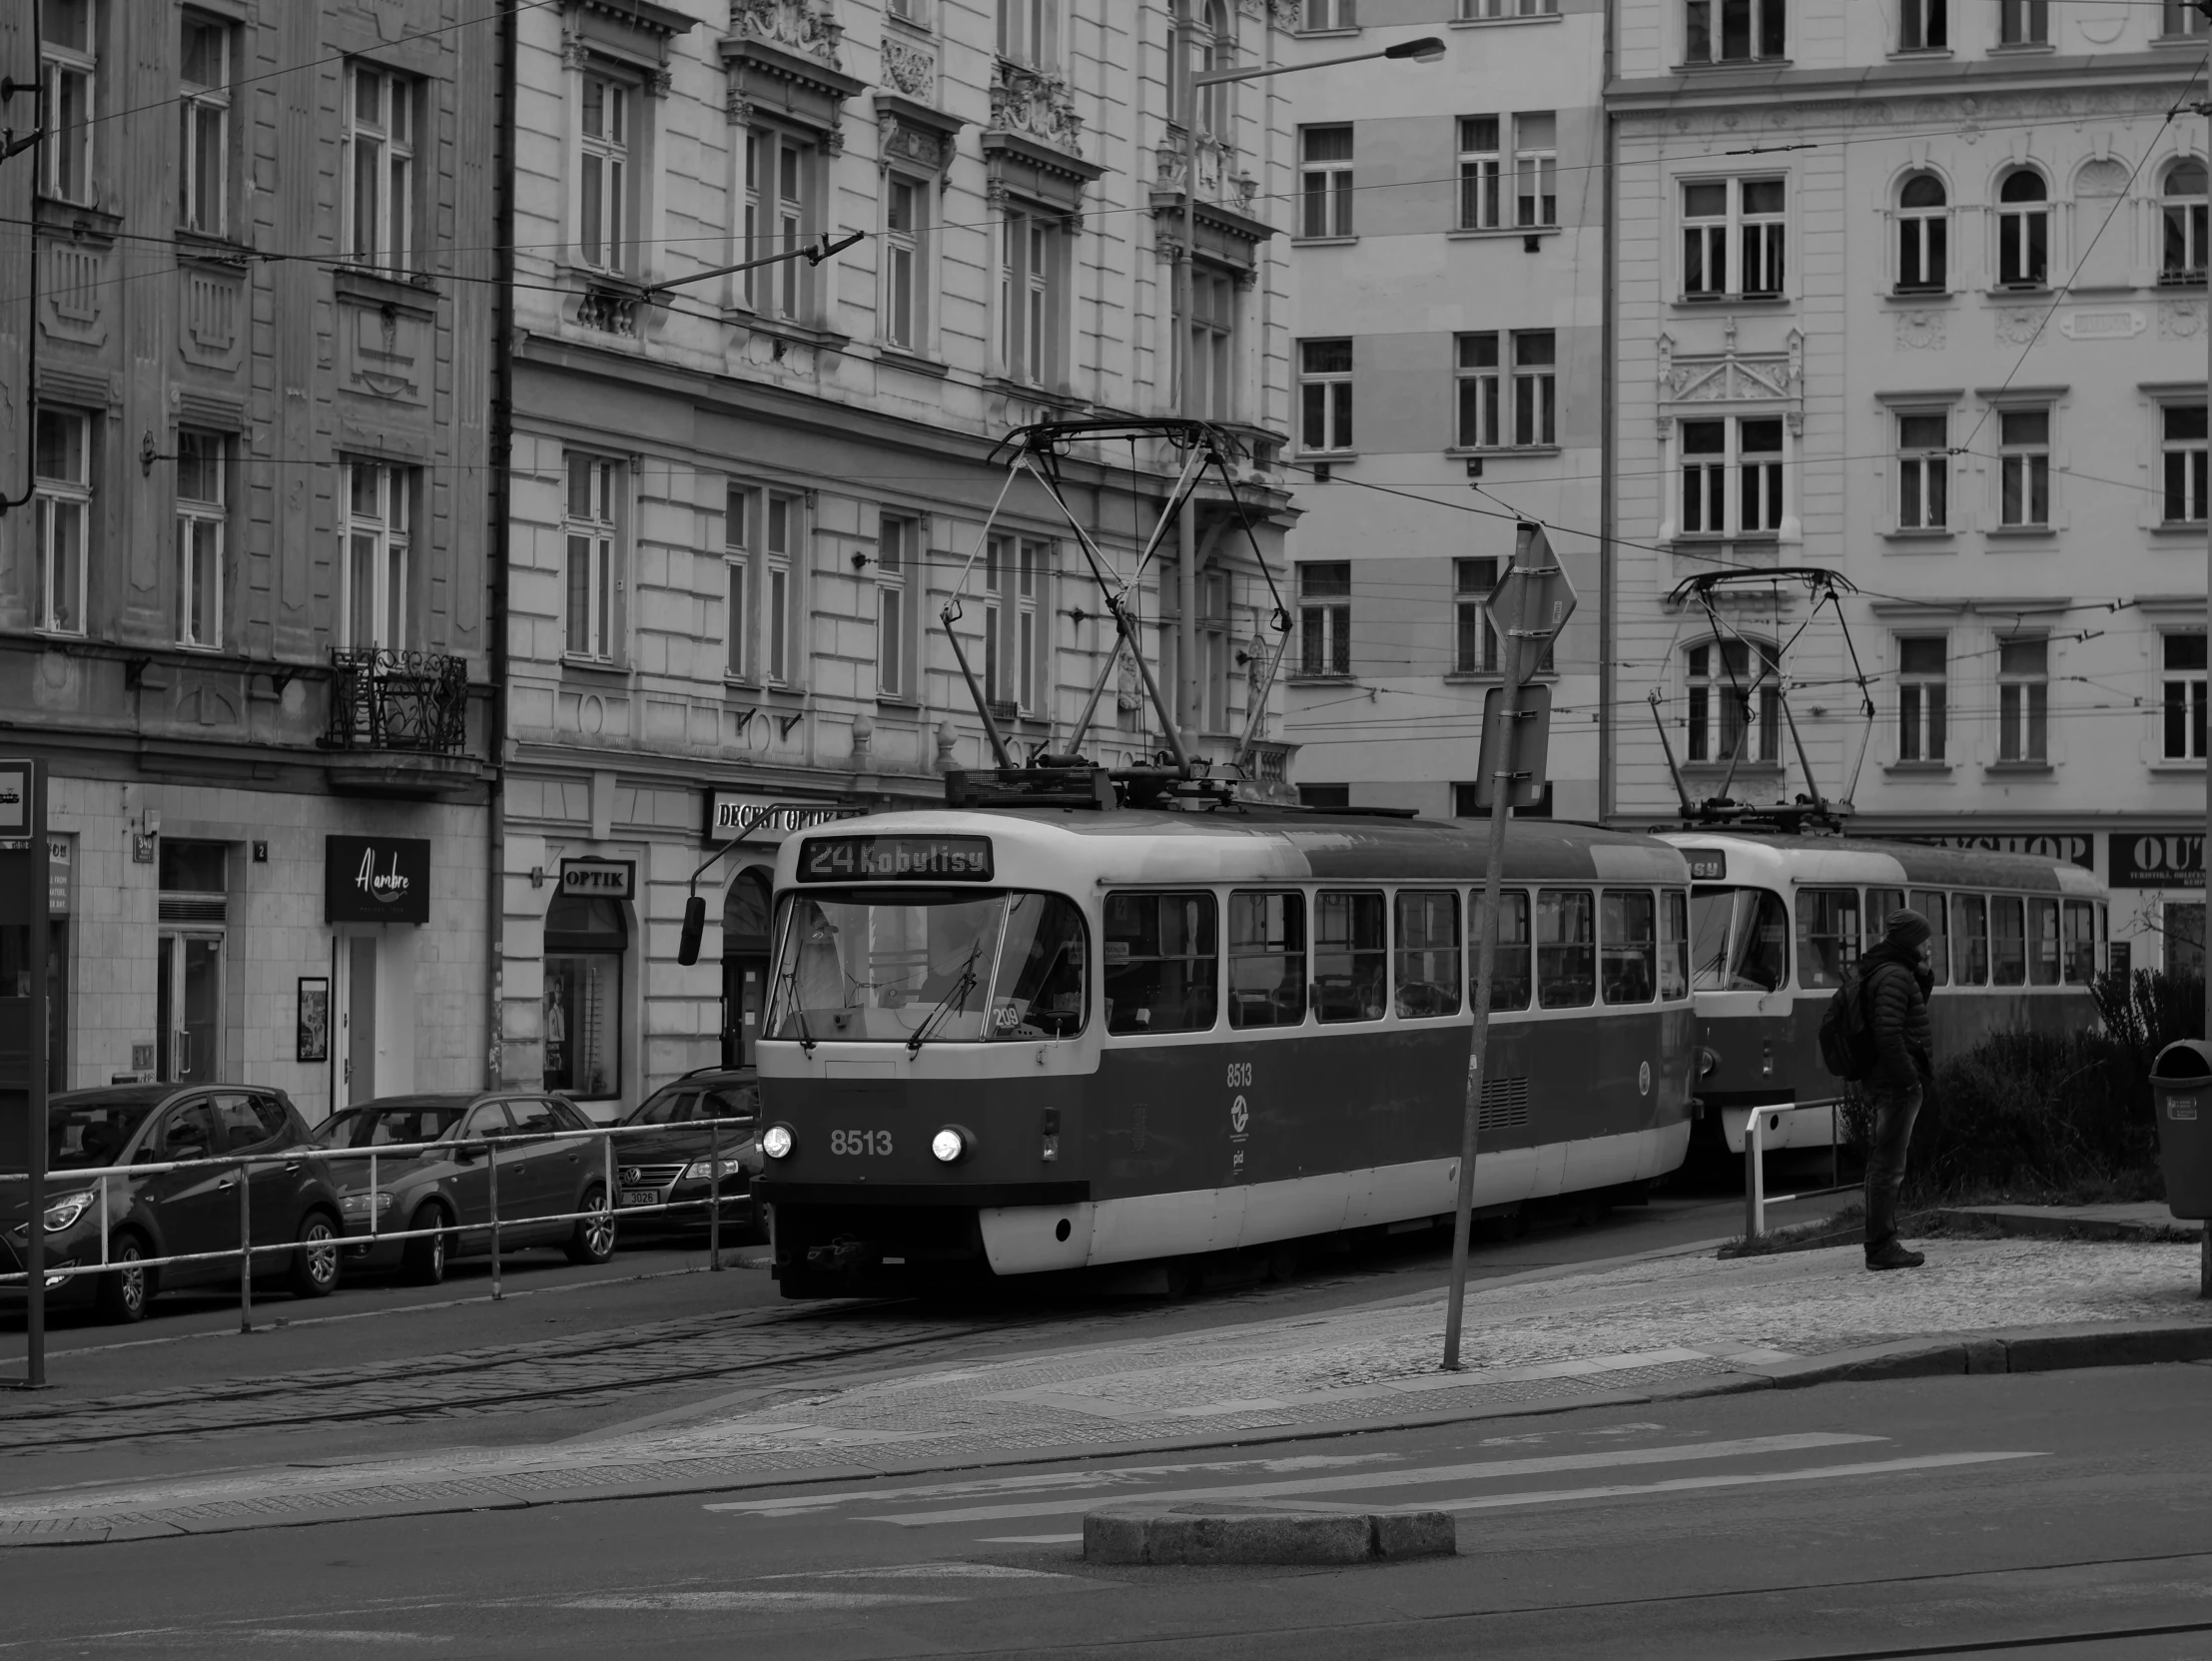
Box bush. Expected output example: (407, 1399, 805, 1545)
(2091, 966, 2205, 1073)
(1905, 1028, 2160, 1203)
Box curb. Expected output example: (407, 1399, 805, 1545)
(1931, 1208, 2201, 1245)
(1715, 1318, 2212, 1390)
(1083, 1502, 1455, 1566)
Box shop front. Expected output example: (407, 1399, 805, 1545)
(543, 858, 633, 1106)
(325, 834, 433, 1107)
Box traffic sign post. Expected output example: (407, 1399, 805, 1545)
(0, 761, 49, 1388)
(1443, 527, 1575, 1372)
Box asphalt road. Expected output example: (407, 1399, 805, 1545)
(5, 1362, 2207, 1659)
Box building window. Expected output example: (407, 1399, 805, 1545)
(1997, 409, 2050, 526)
(41, 0, 94, 205)
(2164, 633, 2208, 761)
(1457, 116, 1501, 230)
(1897, 634, 1947, 762)
(1455, 333, 1500, 447)
(179, 13, 230, 236)
(1018, 538, 1044, 714)
(1684, 0, 1786, 63)
(877, 515, 912, 698)
(1514, 112, 1556, 228)
(1298, 561, 1351, 676)
(999, 208, 1060, 386)
(1682, 177, 1785, 299)
(1510, 330, 1556, 447)
(1996, 170, 2049, 288)
(543, 893, 624, 1100)
(883, 176, 926, 350)
(1299, 125, 1354, 238)
(564, 453, 618, 662)
(766, 493, 796, 684)
(1996, 636, 2048, 763)
(1898, 0, 1945, 50)
(1301, 0, 1355, 27)
(1684, 640, 1780, 763)
(998, 0, 1061, 67)
(345, 65, 415, 271)
(2164, 404, 2208, 522)
(342, 460, 411, 650)
(1896, 172, 1947, 292)
(1455, 556, 1498, 674)
(1998, 0, 2048, 44)
(1461, 0, 1559, 16)
(1678, 415, 1784, 536)
(2165, 0, 2211, 36)
(579, 72, 629, 274)
(1897, 411, 1950, 529)
(33, 410, 90, 637)
(176, 429, 226, 650)
(725, 484, 751, 679)
(2164, 161, 2207, 286)
(1188, 268, 1237, 421)
(1299, 339, 1353, 452)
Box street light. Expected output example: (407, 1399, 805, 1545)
(1169, 28, 1446, 745)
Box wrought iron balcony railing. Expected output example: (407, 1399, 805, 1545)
(325, 648, 470, 755)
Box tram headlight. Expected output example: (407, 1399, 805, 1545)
(931, 1127, 973, 1165)
(761, 1125, 796, 1161)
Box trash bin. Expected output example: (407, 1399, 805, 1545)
(2152, 1040, 2212, 1220)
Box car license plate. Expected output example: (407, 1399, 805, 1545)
(618, 1188, 663, 1209)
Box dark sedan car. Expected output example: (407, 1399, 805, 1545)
(313, 1092, 616, 1284)
(0, 1085, 344, 1323)
(611, 1068, 763, 1241)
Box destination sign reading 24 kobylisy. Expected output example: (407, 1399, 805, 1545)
(797, 835, 995, 883)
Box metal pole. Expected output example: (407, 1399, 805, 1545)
(2202, 1218, 2210, 1300)
(487, 1143, 502, 1302)
(237, 1161, 253, 1335)
(24, 762, 49, 1388)
(1831, 1100, 1841, 1194)
(97, 1174, 106, 1267)
(2204, 99, 2210, 1055)
(1176, 4, 1200, 746)
(1744, 1112, 1762, 1244)
(369, 1151, 378, 1241)
(1442, 621, 1527, 1370)
(708, 1114, 722, 1271)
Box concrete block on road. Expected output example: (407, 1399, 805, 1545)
(1084, 1501, 1456, 1566)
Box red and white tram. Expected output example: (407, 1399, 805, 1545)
(755, 807, 1698, 1297)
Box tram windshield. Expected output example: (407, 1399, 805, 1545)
(766, 888, 1088, 1045)
(1689, 885, 1790, 992)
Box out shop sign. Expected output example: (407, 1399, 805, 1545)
(2109, 833, 2205, 890)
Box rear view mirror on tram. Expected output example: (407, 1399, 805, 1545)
(677, 894, 707, 966)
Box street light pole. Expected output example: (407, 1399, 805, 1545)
(1173, 27, 1444, 752)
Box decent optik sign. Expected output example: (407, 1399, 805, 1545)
(704, 792, 860, 844)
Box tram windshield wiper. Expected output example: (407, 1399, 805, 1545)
(777, 961, 817, 1055)
(907, 945, 983, 1055)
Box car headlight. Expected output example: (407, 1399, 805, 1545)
(339, 1192, 396, 1218)
(761, 1125, 795, 1161)
(930, 1127, 972, 1165)
(682, 1157, 748, 1182)
(41, 1192, 93, 1233)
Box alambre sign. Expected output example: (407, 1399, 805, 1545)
(325, 836, 432, 925)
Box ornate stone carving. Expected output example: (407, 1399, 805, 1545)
(577, 286, 639, 338)
(1656, 329, 1803, 403)
(733, 0, 844, 68)
(1894, 309, 1945, 351)
(883, 34, 936, 101)
(880, 111, 946, 171)
(2075, 157, 2130, 198)
(989, 59, 1083, 156)
(2159, 300, 2207, 341)
(1992, 308, 2042, 345)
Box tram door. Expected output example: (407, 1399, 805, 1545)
(722, 868, 773, 1068)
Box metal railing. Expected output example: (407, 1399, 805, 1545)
(1, 1118, 760, 1335)
(323, 647, 470, 754)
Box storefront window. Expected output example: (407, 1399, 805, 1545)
(544, 894, 625, 1098)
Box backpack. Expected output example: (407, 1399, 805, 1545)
(1818, 962, 1878, 1082)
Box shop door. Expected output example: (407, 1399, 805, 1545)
(343, 937, 377, 1105)
(156, 934, 222, 1085)
(722, 869, 772, 1069)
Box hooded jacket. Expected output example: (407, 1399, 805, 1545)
(1861, 938, 1933, 1087)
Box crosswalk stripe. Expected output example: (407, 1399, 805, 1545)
(1420, 1450, 2044, 1512)
(860, 1432, 1884, 1527)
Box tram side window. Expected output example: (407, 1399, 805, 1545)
(1908, 890, 1948, 985)
(1314, 891, 1388, 1023)
(1600, 889, 1656, 1005)
(2062, 899, 2099, 985)
(1475, 889, 1532, 1010)
(991, 893, 1091, 1038)
(1953, 893, 1990, 985)
(1103, 892, 1217, 1035)
(1689, 886, 1789, 992)
(1990, 895, 2027, 986)
(1394, 890, 1462, 1019)
(1536, 888, 1595, 1008)
(1866, 888, 1903, 953)
(1659, 889, 1689, 999)
(1798, 888, 1861, 989)
(2027, 897, 2061, 987)
(1228, 891, 1307, 1029)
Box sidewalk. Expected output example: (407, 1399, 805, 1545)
(2, 1227, 2206, 1546)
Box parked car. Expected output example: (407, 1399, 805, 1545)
(611, 1068, 764, 1241)
(0, 1084, 343, 1324)
(312, 1092, 616, 1285)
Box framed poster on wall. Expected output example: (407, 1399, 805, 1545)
(297, 976, 331, 1064)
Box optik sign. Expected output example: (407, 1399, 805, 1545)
(325, 836, 432, 924)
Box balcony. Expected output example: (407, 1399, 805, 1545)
(325, 649, 470, 755)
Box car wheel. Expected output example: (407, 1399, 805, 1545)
(94, 1233, 154, 1324)
(564, 1185, 616, 1264)
(400, 1201, 451, 1286)
(287, 1212, 342, 1298)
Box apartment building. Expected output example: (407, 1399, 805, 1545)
(1610, 0, 2209, 972)
(1279, 0, 1607, 821)
(495, 0, 1298, 1111)
(0, 0, 498, 1111)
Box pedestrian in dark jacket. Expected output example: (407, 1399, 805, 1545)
(1861, 909, 1935, 1270)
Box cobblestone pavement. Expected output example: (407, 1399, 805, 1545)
(3, 1234, 2203, 1546)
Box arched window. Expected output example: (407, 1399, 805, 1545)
(2164, 160, 2207, 285)
(1896, 173, 1946, 292)
(1996, 169, 2049, 288)
(1684, 639, 1781, 764)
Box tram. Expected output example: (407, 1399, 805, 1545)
(1658, 831, 2110, 1160)
(753, 807, 1698, 1297)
